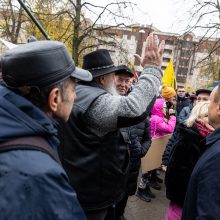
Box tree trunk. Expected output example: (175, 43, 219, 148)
(72, 0, 81, 66)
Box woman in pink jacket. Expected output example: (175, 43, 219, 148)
(148, 95, 176, 192)
(137, 86, 176, 202)
(150, 98, 176, 138)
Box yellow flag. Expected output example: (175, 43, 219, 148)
(162, 58, 176, 89)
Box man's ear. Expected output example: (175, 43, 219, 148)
(99, 76, 105, 86)
(217, 103, 220, 115)
(48, 88, 61, 113)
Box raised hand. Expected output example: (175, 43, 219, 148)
(134, 33, 165, 68)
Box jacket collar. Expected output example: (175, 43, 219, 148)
(206, 127, 220, 146)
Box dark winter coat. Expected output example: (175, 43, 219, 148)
(178, 102, 193, 123)
(182, 127, 220, 220)
(176, 96, 190, 116)
(59, 67, 162, 210)
(165, 123, 206, 207)
(59, 83, 130, 210)
(0, 86, 85, 220)
(162, 131, 177, 166)
(126, 118, 152, 195)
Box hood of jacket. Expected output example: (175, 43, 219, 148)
(0, 86, 59, 148)
(151, 98, 165, 117)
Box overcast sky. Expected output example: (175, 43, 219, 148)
(132, 0, 193, 33)
(84, 0, 194, 33)
(84, 0, 219, 37)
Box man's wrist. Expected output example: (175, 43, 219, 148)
(144, 63, 161, 68)
(139, 66, 163, 80)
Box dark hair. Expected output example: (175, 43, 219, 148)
(177, 87, 185, 91)
(23, 78, 71, 110)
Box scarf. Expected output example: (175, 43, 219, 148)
(192, 121, 212, 138)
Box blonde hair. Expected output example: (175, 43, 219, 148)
(185, 101, 210, 127)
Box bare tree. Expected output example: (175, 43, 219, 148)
(186, 1, 220, 63)
(24, 0, 135, 65)
(0, 0, 29, 43)
(65, 0, 136, 65)
(179, 0, 220, 85)
(187, 0, 220, 36)
(1, 0, 135, 65)
(197, 47, 220, 86)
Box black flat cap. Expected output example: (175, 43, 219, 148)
(115, 65, 133, 77)
(196, 88, 212, 96)
(1, 40, 92, 88)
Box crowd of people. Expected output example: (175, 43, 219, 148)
(0, 33, 219, 220)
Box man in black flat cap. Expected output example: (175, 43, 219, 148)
(177, 87, 212, 123)
(113, 65, 153, 219)
(59, 33, 165, 220)
(114, 65, 134, 95)
(195, 88, 212, 102)
(0, 40, 92, 220)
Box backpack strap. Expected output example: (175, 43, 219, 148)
(0, 136, 61, 164)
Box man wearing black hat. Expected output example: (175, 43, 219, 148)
(195, 88, 212, 102)
(59, 33, 165, 220)
(0, 41, 92, 219)
(113, 65, 153, 219)
(178, 88, 212, 123)
(114, 65, 134, 95)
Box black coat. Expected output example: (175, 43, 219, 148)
(165, 123, 206, 207)
(182, 127, 220, 220)
(126, 118, 152, 195)
(176, 96, 190, 116)
(162, 129, 177, 166)
(59, 84, 129, 210)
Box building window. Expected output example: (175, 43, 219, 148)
(165, 39, 174, 45)
(180, 50, 192, 58)
(164, 49, 172, 54)
(179, 59, 189, 67)
(163, 57, 170, 62)
(182, 41, 193, 48)
(177, 68, 188, 75)
(130, 44, 135, 50)
(123, 35, 128, 40)
(131, 35, 136, 42)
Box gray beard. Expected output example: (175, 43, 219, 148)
(106, 83, 119, 96)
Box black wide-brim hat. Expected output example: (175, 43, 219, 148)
(82, 49, 119, 78)
(2, 41, 92, 88)
(115, 65, 134, 77)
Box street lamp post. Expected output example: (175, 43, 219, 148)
(17, 0, 50, 40)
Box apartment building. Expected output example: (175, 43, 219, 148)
(96, 24, 220, 90)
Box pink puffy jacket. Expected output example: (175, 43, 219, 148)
(150, 98, 176, 138)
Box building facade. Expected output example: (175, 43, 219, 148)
(96, 24, 220, 90)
